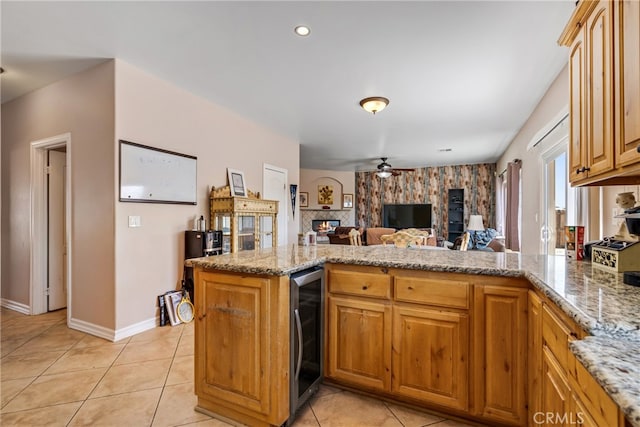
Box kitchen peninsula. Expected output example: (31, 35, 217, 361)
(187, 245, 640, 427)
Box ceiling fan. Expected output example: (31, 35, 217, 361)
(375, 158, 415, 178)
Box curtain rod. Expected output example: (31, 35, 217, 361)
(497, 159, 521, 178)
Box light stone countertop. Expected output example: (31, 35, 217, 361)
(186, 244, 640, 426)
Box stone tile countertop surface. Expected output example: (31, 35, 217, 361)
(186, 244, 640, 426)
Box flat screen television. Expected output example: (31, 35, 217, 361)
(382, 204, 432, 229)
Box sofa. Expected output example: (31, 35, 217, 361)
(328, 226, 364, 245)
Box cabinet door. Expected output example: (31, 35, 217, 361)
(569, 26, 587, 183)
(615, 0, 640, 166)
(194, 271, 289, 424)
(472, 285, 528, 425)
(392, 305, 469, 411)
(586, 0, 615, 177)
(326, 295, 392, 391)
(528, 291, 543, 421)
(541, 347, 572, 427)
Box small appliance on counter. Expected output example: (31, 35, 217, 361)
(591, 205, 640, 273)
(184, 230, 223, 301)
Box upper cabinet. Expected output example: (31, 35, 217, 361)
(560, 0, 640, 186)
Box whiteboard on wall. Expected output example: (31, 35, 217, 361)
(119, 140, 197, 204)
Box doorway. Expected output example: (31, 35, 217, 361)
(263, 164, 288, 247)
(30, 133, 72, 317)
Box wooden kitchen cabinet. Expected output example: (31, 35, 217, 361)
(560, 0, 640, 185)
(531, 290, 625, 427)
(194, 269, 290, 426)
(472, 284, 528, 426)
(326, 294, 392, 392)
(392, 305, 469, 411)
(614, 0, 640, 167)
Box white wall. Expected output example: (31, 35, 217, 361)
(498, 65, 569, 254)
(114, 60, 300, 329)
(1, 61, 116, 327)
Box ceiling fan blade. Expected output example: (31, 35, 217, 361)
(392, 168, 416, 172)
(391, 170, 402, 176)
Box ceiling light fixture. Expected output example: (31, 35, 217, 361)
(294, 26, 310, 36)
(376, 170, 392, 179)
(359, 97, 389, 114)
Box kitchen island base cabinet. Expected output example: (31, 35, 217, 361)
(472, 284, 528, 426)
(326, 295, 392, 392)
(194, 269, 290, 427)
(392, 306, 469, 412)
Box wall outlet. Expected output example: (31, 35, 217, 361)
(128, 215, 141, 227)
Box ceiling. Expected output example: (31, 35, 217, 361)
(1, 1, 575, 171)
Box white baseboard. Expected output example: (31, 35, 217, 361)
(68, 315, 158, 342)
(113, 317, 157, 342)
(1, 298, 31, 315)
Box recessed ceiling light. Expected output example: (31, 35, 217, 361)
(438, 148, 453, 152)
(294, 26, 310, 37)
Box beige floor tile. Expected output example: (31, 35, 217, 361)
(0, 350, 65, 381)
(0, 337, 30, 357)
(114, 337, 179, 365)
(431, 420, 481, 427)
(0, 377, 35, 408)
(175, 332, 195, 357)
(9, 327, 84, 355)
(180, 418, 233, 426)
(73, 333, 128, 349)
(166, 354, 194, 385)
(311, 390, 402, 427)
(0, 401, 82, 427)
(182, 320, 195, 336)
(152, 382, 210, 427)
(68, 388, 162, 426)
(44, 344, 125, 375)
(90, 358, 172, 398)
(1, 321, 55, 343)
(1, 367, 106, 413)
(129, 324, 184, 343)
(385, 402, 445, 426)
(291, 403, 320, 426)
(314, 383, 343, 399)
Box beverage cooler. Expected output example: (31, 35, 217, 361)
(184, 230, 223, 301)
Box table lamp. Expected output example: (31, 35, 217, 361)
(467, 215, 484, 249)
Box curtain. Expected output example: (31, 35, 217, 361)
(495, 174, 506, 236)
(505, 161, 521, 251)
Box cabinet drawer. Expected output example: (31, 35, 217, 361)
(569, 355, 620, 427)
(328, 269, 391, 299)
(394, 277, 469, 309)
(542, 305, 575, 369)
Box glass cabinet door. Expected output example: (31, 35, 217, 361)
(215, 214, 232, 253)
(238, 215, 256, 251)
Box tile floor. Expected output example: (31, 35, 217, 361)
(1, 308, 480, 427)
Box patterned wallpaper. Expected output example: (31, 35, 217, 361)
(356, 163, 496, 240)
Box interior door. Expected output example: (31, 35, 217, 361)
(263, 164, 287, 247)
(48, 150, 67, 311)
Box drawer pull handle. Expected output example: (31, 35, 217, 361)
(362, 285, 368, 290)
(408, 286, 414, 290)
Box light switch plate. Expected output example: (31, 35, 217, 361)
(128, 215, 141, 227)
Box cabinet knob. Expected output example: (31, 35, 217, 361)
(362, 285, 368, 290)
(198, 313, 207, 320)
(637, 146, 640, 153)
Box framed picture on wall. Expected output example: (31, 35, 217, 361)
(299, 192, 309, 208)
(343, 193, 353, 209)
(227, 168, 247, 197)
